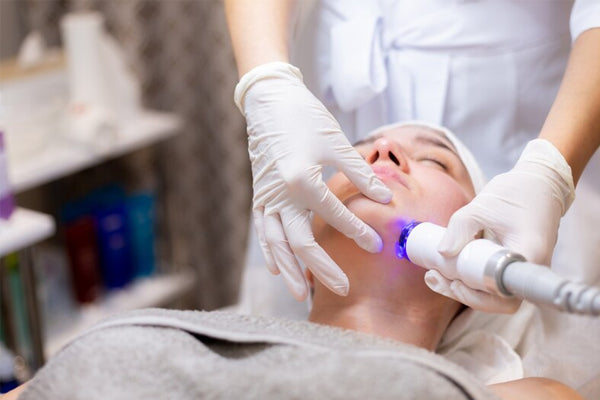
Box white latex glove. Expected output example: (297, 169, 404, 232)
(424, 270, 522, 314)
(235, 62, 393, 301)
(432, 139, 575, 313)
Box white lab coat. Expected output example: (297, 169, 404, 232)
(291, 0, 600, 284)
(284, 0, 600, 394)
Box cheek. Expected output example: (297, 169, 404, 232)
(415, 170, 471, 225)
(313, 169, 472, 246)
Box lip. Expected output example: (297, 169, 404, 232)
(372, 165, 409, 188)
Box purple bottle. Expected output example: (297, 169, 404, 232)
(0, 131, 16, 220)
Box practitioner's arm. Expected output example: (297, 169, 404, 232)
(489, 377, 584, 400)
(224, 0, 293, 77)
(539, 28, 600, 185)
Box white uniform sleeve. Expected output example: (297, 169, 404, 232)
(570, 0, 600, 42)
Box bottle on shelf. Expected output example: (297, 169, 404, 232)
(0, 131, 16, 223)
(127, 191, 156, 278)
(89, 185, 133, 289)
(62, 200, 102, 303)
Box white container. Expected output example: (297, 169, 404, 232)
(60, 12, 109, 110)
(0, 66, 68, 163)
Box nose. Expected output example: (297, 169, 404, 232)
(366, 138, 409, 172)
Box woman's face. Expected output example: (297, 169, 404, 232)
(309, 125, 474, 323)
(313, 125, 475, 260)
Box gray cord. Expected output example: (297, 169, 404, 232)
(553, 281, 600, 315)
(502, 261, 600, 316)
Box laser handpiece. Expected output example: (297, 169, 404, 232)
(397, 221, 600, 316)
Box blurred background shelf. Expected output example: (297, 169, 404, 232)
(44, 268, 196, 358)
(8, 111, 182, 193)
(1, 108, 186, 370)
(0, 0, 253, 380)
(0, 208, 55, 257)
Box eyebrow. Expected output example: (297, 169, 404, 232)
(353, 130, 459, 157)
(414, 134, 459, 157)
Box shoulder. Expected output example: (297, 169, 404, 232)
(489, 377, 584, 400)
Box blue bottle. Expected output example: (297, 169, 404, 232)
(90, 185, 133, 289)
(127, 192, 156, 278)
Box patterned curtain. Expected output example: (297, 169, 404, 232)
(20, 0, 251, 310)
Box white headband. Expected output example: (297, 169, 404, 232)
(366, 121, 487, 194)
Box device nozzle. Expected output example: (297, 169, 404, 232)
(395, 220, 420, 260)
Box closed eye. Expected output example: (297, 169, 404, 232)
(420, 158, 448, 171)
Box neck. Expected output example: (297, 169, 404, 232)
(308, 265, 460, 351)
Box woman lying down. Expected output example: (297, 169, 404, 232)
(5, 122, 582, 400)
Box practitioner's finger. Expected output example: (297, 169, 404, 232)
(263, 213, 309, 301)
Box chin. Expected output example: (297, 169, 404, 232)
(312, 194, 389, 244)
(344, 195, 389, 227)
(344, 193, 419, 234)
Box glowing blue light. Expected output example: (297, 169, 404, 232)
(395, 220, 420, 260)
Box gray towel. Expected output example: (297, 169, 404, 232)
(21, 309, 499, 400)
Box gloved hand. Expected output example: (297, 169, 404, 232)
(424, 270, 522, 313)
(235, 62, 392, 301)
(432, 139, 575, 313)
